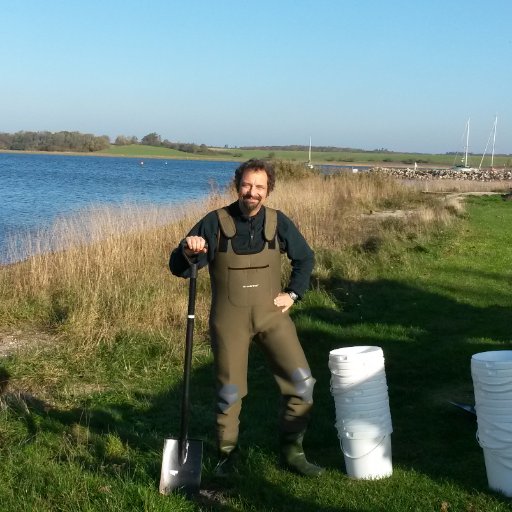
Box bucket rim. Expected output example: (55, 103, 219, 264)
(472, 351, 512, 364)
(329, 346, 384, 360)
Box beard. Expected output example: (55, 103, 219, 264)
(240, 194, 261, 213)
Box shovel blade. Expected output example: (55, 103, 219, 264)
(159, 438, 203, 496)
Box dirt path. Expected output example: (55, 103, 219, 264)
(0, 330, 55, 358)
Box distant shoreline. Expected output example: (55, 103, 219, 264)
(0, 148, 235, 162)
(0, 149, 451, 169)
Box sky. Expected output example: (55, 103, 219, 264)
(1, 0, 511, 154)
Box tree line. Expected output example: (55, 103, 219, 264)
(119, 132, 225, 155)
(239, 145, 395, 153)
(0, 131, 111, 152)
(0, 130, 226, 155)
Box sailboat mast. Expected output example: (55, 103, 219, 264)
(464, 118, 470, 168)
(491, 116, 497, 168)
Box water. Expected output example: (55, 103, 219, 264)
(0, 153, 237, 263)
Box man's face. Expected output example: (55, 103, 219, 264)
(238, 169, 269, 216)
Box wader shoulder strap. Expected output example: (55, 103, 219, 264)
(216, 207, 235, 253)
(264, 207, 278, 243)
(215, 206, 278, 252)
(216, 208, 236, 238)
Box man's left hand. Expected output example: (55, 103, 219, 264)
(273, 292, 294, 313)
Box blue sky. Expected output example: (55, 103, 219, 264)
(2, 0, 511, 153)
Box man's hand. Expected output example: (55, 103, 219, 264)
(273, 292, 294, 313)
(184, 236, 207, 256)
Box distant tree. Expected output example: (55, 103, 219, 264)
(141, 132, 162, 146)
(115, 135, 130, 145)
(1, 130, 109, 152)
(0, 132, 12, 149)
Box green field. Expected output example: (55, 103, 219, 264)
(97, 144, 512, 168)
(1, 187, 512, 510)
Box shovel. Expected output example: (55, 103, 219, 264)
(159, 262, 203, 496)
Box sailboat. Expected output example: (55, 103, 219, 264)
(479, 116, 498, 170)
(306, 137, 314, 169)
(454, 118, 476, 171)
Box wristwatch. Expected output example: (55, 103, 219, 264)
(288, 291, 299, 302)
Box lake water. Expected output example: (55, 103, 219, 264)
(0, 153, 238, 263)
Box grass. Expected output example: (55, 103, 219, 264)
(95, 144, 512, 168)
(1, 173, 512, 510)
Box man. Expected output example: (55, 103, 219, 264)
(169, 159, 323, 477)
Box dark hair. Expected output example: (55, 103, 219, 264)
(233, 159, 275, 193)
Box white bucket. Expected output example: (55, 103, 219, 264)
(340, 435, 393, 479)
(474, 387, 512, 400)
(331, 368, 386, 384)
(330, 375, 387, 389)
(335, 413, 392, 431)
(334, 401, 390, 417)
(476, 405, 512, 418)
(330, 372, 387, 388)
(472, 374, 512, 388)
(472, 351, 512, 368)
(329, 368, 385, 381)
(482, 447, 512, 497)
(471, 350, 512, 496)
(334, 393, 389, 405)
(331, 381, 388, 394)
(328, 353, 384, 370)
(329, 346, 384, 362)
(478, 427, 512, 446)
(338, 424, 393, 439)
(336, 420, 393, 439)
(330, 345, 393, 479)
(333, 390, 389, 403)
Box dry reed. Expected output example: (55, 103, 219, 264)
(0, 170, 488, 347)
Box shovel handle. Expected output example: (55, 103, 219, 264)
(179, 262, 197, 465)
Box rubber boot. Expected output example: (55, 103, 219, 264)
(280, 432, 324, 477)
(213, 441, 239, 478)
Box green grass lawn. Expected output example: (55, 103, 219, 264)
(95, 144, 512, 168)
(1, 196, 512, 511)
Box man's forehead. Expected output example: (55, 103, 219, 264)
(241, 168, 267, 179)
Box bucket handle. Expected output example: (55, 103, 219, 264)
(339, 435, 387, 459)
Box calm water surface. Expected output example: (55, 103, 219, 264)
(0, 153, 237, 263)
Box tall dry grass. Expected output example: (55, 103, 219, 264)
(0, 169, 484, 347)
(405, 178, 512, 193)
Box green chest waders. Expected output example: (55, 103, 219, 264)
(208, 207, 316, 449)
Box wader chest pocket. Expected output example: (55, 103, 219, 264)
(227, 265, 271, 307)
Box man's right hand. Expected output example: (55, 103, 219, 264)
(184, 236, 207, 256)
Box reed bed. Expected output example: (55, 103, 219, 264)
(0, 169, 477, 349)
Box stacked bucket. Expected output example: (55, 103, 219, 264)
(471, 350, 512, 497)
(329, 346, 393, 479)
